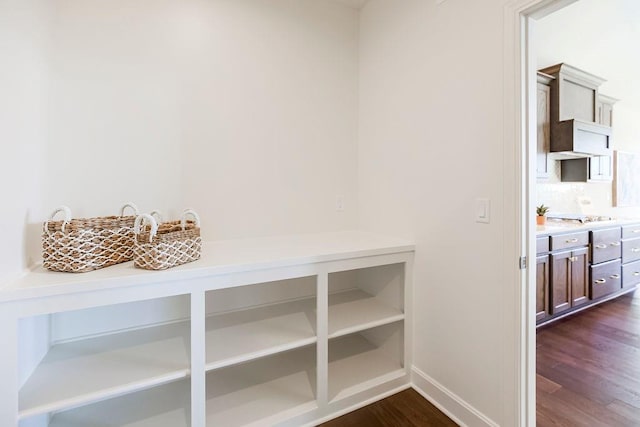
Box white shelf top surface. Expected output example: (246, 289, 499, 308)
(206, 297, 317, 371)
(19, 321, 190, 419)
(328, 289, 404, 339)
(49, 380, 190, 427)
(206, 346, 317, 427)
(329, 333, 404, 402)
(1, 231, 413, 303)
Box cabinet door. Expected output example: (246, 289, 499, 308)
(588, 156, 612, 182)
(537, 82, 551, 179)
(536, 255, 550, 322)
(551, 250, 572, 315)
(570, 247, 589, 308)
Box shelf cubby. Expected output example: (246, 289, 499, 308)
(205, 276, 317, 371)
(328, 263, 404, 338)
(206, 345, 317, 427)
(18, 296, 191, 421)
(328, 322, 404, 402)
(48, 379, 190, 427)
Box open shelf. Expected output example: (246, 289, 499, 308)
(328, 263, 404, 339)
(206, 345, 317, 427)
(328, 322, 404, 402)
(205, 297, 317, 371)
(328, 289, 404, 338)
(48, 380, 190, 427)
(19, 321, 190, 420)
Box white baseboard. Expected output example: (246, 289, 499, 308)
(411, 366, 499, 427)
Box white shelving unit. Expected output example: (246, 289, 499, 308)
(0, 231, 413, 427)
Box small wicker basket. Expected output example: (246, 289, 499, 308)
(42, 203, 139, 273)
(133, 210, 202, 270)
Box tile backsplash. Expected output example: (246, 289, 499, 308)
(537, 181, 612, 215)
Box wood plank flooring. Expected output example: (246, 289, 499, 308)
(537, 290, 640, 426)
(320, 389, 457, 426)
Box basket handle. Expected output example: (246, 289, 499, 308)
(181, 209, 201, 230)
(120, 202, 139, 217)
(43, 206, 72, 234)
(150, 210, 163, 222)
(134, 214, 158, 243)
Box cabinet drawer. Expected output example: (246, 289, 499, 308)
(551, 231, 588, 251)
(622, 260, 640, 289)
(590, 259, 622, 299)
(622, 238, 640, 264)
(591, 227, 621, 264)
(536, 236, 549, 254)
(622, 224, 640, 239)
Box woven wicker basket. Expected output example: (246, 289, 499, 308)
(42, 203, 139, 273)
(133, 210, 202, 270)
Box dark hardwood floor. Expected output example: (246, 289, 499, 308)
(320, 388, 457, 426)
(537, 290, 640, 426)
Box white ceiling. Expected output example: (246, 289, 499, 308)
(329, 0, 370, 9)
(536, 0, 640, 111)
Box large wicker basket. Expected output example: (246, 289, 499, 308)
(42, 203, 139, 273)
(133, 210, 202, 270)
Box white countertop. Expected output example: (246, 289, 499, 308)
(0, 231, 415, 303)
(536, 218, 640, 235)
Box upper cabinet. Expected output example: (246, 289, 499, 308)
(537, 72, 553, 179)
(538, 63, 612, 157)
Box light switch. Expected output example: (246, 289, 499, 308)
(476, 198, 490, 224)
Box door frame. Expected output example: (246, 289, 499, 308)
(502, 0, 579, 425)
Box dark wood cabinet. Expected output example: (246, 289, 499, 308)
(536, 255, 550, 322)
(551, 246, 589, 315)
(590, 259, 622, 299)
(591, 227, 622, 264)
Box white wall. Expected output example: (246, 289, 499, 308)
(0, 0, 50, 280)
(536, 0, 640, 217)
(358, 0, 509, 424)
(3, 0, 359, 274)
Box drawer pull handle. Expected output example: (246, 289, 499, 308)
(632, 248, 640, 253)
(633, 230, 640, 234)
(569, 256, 578, 262)
(610, 242, 621, 247)
(595, 278, 607, 284)
(595, 244, 607, 249)
(566, 238, 579, 243)
(610, 274, 621, 279)
(634, 272, 640, 277)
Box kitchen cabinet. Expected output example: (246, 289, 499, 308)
(537, 72, 553, 179)
(536, 254, 550, 322)
(0, 231, 414, 427)
(561, 156, 612, 182)
(551, 246, 589, 315)
(536, 236, 551, 322)
(539, 63, 604, 123)
(591, 227, 621, 264)
(537, 224, 640, 326)
(590, 259, 622, 299)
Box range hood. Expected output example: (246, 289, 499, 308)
(551, 119, 612, 158)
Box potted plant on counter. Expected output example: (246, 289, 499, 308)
(536, 204, 550, 225)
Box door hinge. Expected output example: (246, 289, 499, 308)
(519, 256, 527, 270)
